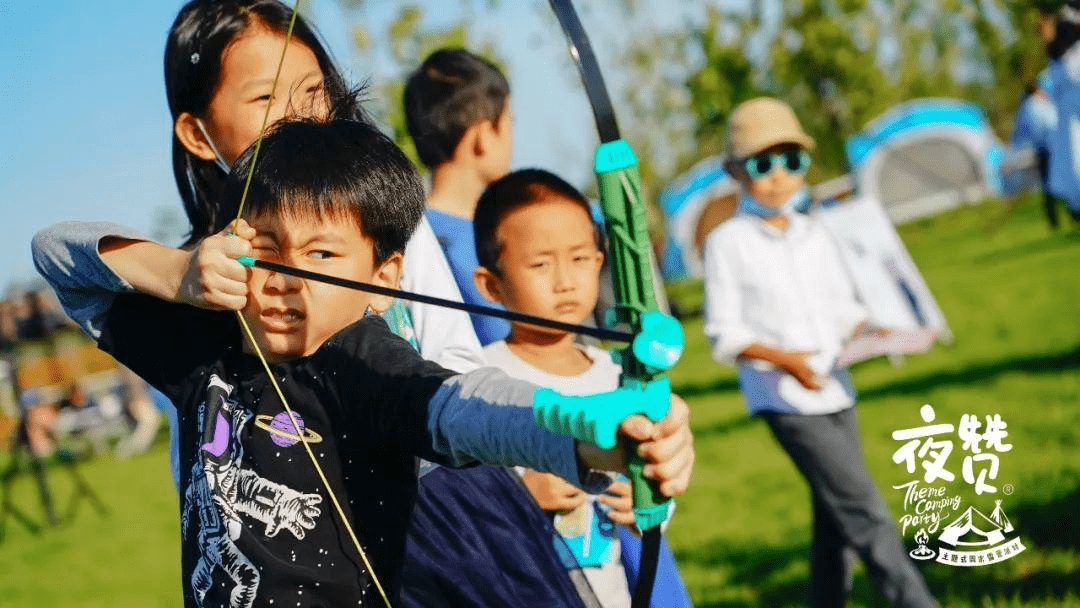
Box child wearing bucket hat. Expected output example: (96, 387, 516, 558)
(703, 97, 939, 608)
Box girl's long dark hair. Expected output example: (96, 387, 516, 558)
(165, 0, 367, 246)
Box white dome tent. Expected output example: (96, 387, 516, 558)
(845, 99, 1008, 224)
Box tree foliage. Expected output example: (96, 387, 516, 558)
(337, 2, 499, 171)
(330, 0, 1054, 202)
(681, 0, 1056, 179)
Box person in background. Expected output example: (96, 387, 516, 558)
(703, 97, 938, 608)
(1011, 77, 1062, 229)
(1040, 0, 1080, 223)
(404, 48, 514, 345)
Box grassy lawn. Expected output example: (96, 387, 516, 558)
(666, 196, 1080, 607)
(2, 195, 1079, 607)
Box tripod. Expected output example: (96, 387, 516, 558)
(0, 406, 109, 543)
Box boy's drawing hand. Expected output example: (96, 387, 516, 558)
(778, 351, 823, 390)
(521, 469, 586, 513)
(178, 220, 254, 311)
(598, 480, 636, 527)
(578, 393, 694, 498)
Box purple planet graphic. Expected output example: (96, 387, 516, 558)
(255, 412, 323, 447)
(270, 412, 305, 447)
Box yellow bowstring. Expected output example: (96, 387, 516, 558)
(234, 314, 391, 606)
(230, 2, 391, 605)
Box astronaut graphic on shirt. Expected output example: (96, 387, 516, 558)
(181, 374, 323, 608)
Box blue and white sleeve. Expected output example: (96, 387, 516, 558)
(31, 221, 148, 340)
(426, 367, 611, 493)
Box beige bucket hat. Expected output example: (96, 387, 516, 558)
(726, 97, 816, 161)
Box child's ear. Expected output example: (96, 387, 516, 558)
(473, 266, 504, 305)
(449, 121, 484, 163)
(472, 119, 499, 158)
(365, 252, 404, 314)
(175, 113, 221, 163)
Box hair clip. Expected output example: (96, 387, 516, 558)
(191, 52, 200, 65)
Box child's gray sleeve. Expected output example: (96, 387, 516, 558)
(31, 221, 147, 340)
(426, 367, 610, 493)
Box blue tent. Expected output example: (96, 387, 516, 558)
(657, 156, 737, 280)
(845, 98, 1008, 223)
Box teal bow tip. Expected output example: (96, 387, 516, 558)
(237, 256, 255, 267)
(631, 311, 684, 372)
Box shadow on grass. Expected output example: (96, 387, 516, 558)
(858, 344, 1080, 400)
(675, 539, 809, 607)
(676, 539, 922, 608)
(1011, 474, 1080, 551)
(924, 570, 1080, 604)
(673, 376, 740, 399)
(680, 533, 1080, 608)
(922, 564, 1080, 607)
(691, 414, 759, 438)
(972, 229, 1080, 266)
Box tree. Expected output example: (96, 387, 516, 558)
(682, 0, 1057, 179)
(335, 2, 500, 171)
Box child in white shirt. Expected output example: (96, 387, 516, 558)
(703, 97, 938, 608)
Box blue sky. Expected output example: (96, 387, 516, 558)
(0, 0, 706, 288)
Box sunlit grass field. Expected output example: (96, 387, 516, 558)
(2, 195, 1079, 607)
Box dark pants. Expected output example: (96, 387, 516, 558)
(1036, 150, 1080, 227)
(761, 408, 937, 608)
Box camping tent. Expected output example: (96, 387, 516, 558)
(845, 99, 1008, 223)
(658, 156, 739, 280)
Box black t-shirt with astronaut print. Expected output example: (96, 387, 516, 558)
(99, 293, 455, 607)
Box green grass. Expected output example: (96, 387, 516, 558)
(665, 197, 1080, 607)
(2, 195, 1079, 606)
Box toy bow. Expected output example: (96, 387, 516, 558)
(545, 2, 684, 606)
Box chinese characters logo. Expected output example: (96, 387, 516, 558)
(890, 404, 1024, 566)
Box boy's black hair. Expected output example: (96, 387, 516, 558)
(221, 118, 425, 263)
(165, 0, 370, 247)
(474, 169, 599, 273)
(403, 49, 510, 170)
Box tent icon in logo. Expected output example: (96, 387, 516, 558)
(938, 503, 1009, 548)
(988, 499, 1014, 533)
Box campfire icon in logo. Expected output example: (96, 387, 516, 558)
(934, 500, 1025, 566)
(909, 528, 936, 560)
